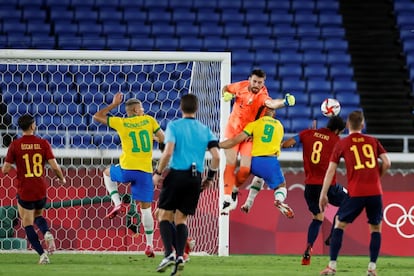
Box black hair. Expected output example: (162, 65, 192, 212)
(326, 116, 346, 132)
(180, 94, 198, 113)
(18, 114, 35, 131)
(250, 68, 266, 79)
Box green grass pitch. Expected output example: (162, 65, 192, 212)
(0, 253, 413, 275)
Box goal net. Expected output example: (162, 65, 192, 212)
(0, 50, 231, 256)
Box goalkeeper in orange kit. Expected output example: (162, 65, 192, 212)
(221, 68, 295, 213)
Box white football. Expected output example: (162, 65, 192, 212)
(320, 98, 341, 117)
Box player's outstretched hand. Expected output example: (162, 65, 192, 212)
(223, 91, 234, 102)
(201, 178, 214, 191)
(283, 93, 295, 106)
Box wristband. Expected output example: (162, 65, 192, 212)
(154, 170, 162, 176)
(206, 167, 218, 181)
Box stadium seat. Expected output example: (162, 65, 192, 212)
(321, 26, 346, 39)
(53, 20, 78, 36)
(147, 9, 172, 24)
(303, 64, 328, 79)
(102, 21, 128, 37)
(196, 8, 221, 24)
(280, 77, 306, 92)
(223, 22, 248, 37)
(154, 36, 180, 50)
(169, 0, 193, 9)
(269, 12, 293, 25)
(309, 91, 332, 105)
(332, 79, 357, 94)
(302, 50, 326, 65)
(7, 35, 32, 49)
(291, 92, 309, 106)
(335, 93, 360, 107)
(242, 0, 267, 12)
(288, 104, 312, 119)
(22, 8, 47, 22)
(318, 13, 343, 27)
(251, 37, 275, 52)
(275, 39, 299, 52)
(175, 23, 200, 37)
(151, 23, 176, 37)
(31, 35, 56, 49)
(3, 20, 26, 34)
(73, 7, 99, 22)
(245, 10, 269, 24)
(248, 22, 273, 38)
(99, 8, 124, 23)
(77, 21, 102, 35)
(273, 23, 296, 38)
(126, 21, 152, 37)
(296, 25, 321, 39)
(316, 0, 339, 13)
(57, 34, 82, 49)
(81, 35, 106, 50)
(171, 7, 197, 24)
(290, 117, 313, 132)
(326, 51, 351, 66)
(123, 9, 147, 22)
(294, 12, 318, 26)
(192, 0, 217, 10)
(278, 50, 302, 65)
(106, 37, 130, 50)
(178, 35, 203, 51)
(306, 77, 331, 93)
(130, 36, 155, 50)
(324, 38, 349, 52)
(27, 21, 52, 36)
(199, 23, 223, 37)
(278, 64, 302, 79)
(300, 39, 324, 52)
(329, 64, 354, 80)
(70, 0, 95, 8)
(203, 35, 227, 51)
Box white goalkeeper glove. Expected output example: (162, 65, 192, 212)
(283, 93, 295, 106)
(223, 91, 235, 102)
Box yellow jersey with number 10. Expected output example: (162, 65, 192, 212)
(243, 116, 284, 157)
(108, 115, 161, 172)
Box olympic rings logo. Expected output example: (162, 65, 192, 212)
(383, 203, 414, 239)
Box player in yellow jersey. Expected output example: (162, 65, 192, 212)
(219, 107, 294, 218)
(93, 92, 165, 257)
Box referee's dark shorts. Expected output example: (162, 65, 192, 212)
(158, 168, 202, 216)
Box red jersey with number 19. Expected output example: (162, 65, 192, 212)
(330, 133, 387, 197)
(299, 128, 340, 185)
(5, 135, 55, 201)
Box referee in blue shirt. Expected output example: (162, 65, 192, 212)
(153, 94, 220, 275)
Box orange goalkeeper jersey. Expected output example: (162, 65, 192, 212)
(224, 80, 271, 138)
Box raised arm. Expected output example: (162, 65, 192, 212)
(93, 92, 123, 124)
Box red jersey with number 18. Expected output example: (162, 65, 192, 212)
(5, 135, 55, 201)
(330, 133, 387, 197)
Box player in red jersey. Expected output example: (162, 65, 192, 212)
(319, 111, 391, 276)
(282, 116, 348, 265)
(1, 114, 66, 264)
(221, 68, 295, 213)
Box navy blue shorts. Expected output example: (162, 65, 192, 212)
(17, 195, 47, 210)
(337, 195, 383, 225)
(305, 184, 348, 215)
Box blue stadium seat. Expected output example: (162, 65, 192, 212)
(169, 0, 193, 9)
(315, 1, 339, 13)
(306, 77, 331, 93)
(396, 14, 414, 29)
(31, 35, 55, 49)
(102, 21, 128, 36)
(278, 50, 302, 65)
(269, 12, 293, 25)
(175, 23, 200, 37)
(300, 39, 324, 52)
(130, 36, 155, 50)
(151, 23, 176, 37)
(199, 23, 223, 37)
(27, 21, 51, 36)
(242, 0, 267, 12)
(245, 10, 269, 24)
(290, 117, 313, 132)
(0, 7, 21, 20)
(154, 36, 180, 50)
(280, 77, 306, 92)
(73, 7, 99, 22)
(251, 37, 275, 52)
(7, 35, 32, 49)
(126, 21, 152, 36)
(296, 25, 321, 39)
(203, 35, 227, 51)
(99, 8, 123, 23)
(54, 20, 78, 36)
(273, 23, 296, 38)
(266, 1, 290, 13)
(278, 64, 302, 79)
(309, 91, 332, 105)
(318, 13, 343, 27)
(106, 37, 130, 50)
(324, 38, 349, 52)
(292, 92, 309, 106)
(294, 12, 318, 26)
(288, 104, 312, 119)
(3, 20, 26, 34)
(171, 7, 197, 24)
(123, 9, 147, 22)
(231, 49, 255, 64)
(303, 64, 328, 79)
(326, 51, 351, 66)
(329, 64, 354, 80)
(292, 0, 315, 12)
(223, 22, 248, 37)
(216, 1, 242, 11)
(248, 22, 273, 38)
(275, 39, 299, 51)
(77, 21, 102, 35)
(196, 8, 221, 24)
(178, 35, 202, 51)
(70, 0, 95, 8)
(81, 35, 106, 50)
(147, 9, 171, 24)
(22, 8, 47, 21)
(332, 79, 357, 94)
(220, 9, 245, 23)
(227, 35, 251, 51)
(335, 93, 360, 107)
(193, 0, 217, 9)
(57, 34, 82, 49)
(321, 26, 345, 39)
(302, 50, 326, 65)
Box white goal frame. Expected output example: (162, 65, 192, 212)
(0, 49, 232, 256)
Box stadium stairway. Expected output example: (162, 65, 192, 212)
(339, 0, 414, 148)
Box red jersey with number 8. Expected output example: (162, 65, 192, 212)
(5, 135, 55, 201)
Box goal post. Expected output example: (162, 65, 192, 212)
(0, 49, 231, 256)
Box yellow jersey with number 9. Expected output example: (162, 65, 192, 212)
(108, 115, 161, 172)
(243, 116, 284, 157)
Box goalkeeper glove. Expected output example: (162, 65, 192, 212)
(283, 93, 295, 106)
(223, 91, 235, 102)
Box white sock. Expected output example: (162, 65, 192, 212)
(141, 207, 154, 246)
(274, 186, 287, 202)
(368, 262, 376, 270)
(329, 260, 337, 270)
(103, 173, 121, 206)
(244, 177, 263, 206)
